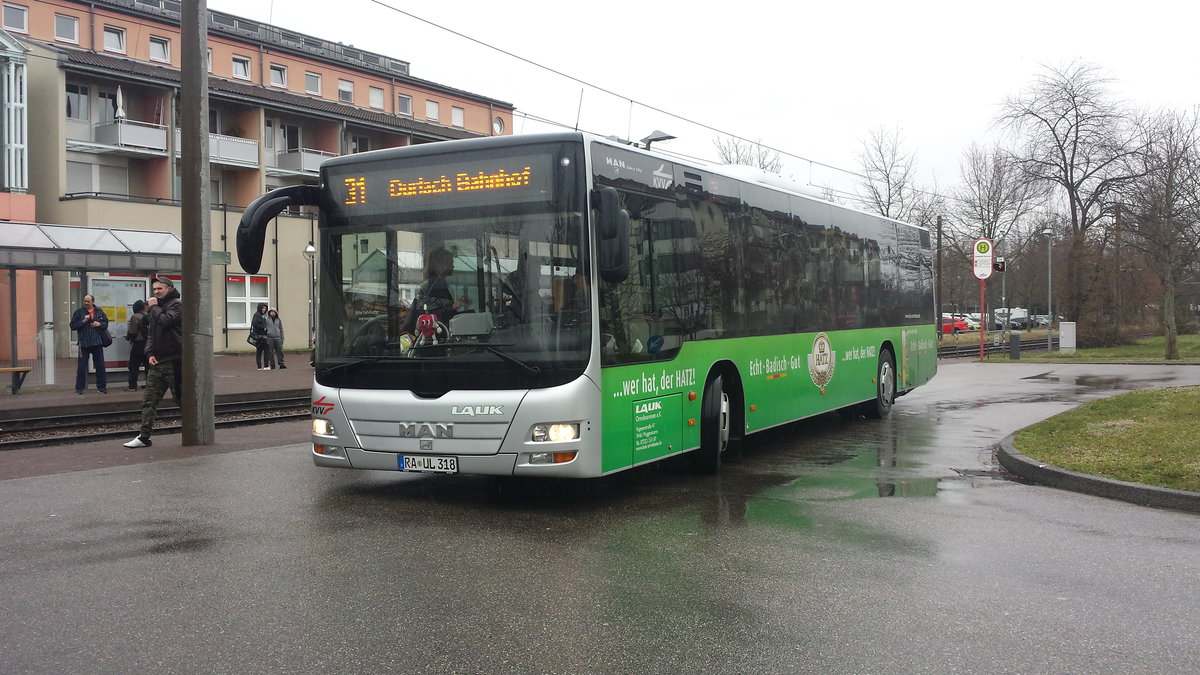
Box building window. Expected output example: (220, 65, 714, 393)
(305, 71, 321, 95)
(397, 94, 412, 116)
(103, 26, 126, 53)
(54, 14, 78, 42)
(351, 135, 370, 154)
(66, 161, 91, 193)
(269, 64, 287, 88)
(338, 79, 354, 103)
(232, 55, 251, 80)
(66, 161, 128, 195)
(451, 106, 465, 128)
(206, 48, 212, 72)
(2, 3, 27, 33)
(66, 84, 89, 121)
(425, 100, 439, 122)
(98, 90, 118, 123)
(492, 117, 505, 135)
(369, 86, 384, 110)
(226, 275, 270, 328)
(149, 36, 170, 63)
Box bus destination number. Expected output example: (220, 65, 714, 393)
(399, 455, 459, 474)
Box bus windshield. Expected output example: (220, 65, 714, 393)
(313, 144, 589, 393)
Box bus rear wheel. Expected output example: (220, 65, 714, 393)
(693, 374, 730, 474)
(862, 349, 896, 419)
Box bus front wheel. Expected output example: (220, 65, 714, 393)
(862, 349, 896, 419)
(693, 374, 730, 474)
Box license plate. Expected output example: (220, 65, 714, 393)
(399, 454, 458, 474)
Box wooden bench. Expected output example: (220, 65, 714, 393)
(0, 366, 32, 395)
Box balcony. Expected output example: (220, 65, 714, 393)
(174, 130, 260, 167)
(90, 119, 169, 153)
(275, 147, 336, 175)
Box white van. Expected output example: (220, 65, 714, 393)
(993, 307, 1029, 330)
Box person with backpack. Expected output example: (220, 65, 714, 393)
(125, 299, 149, 391)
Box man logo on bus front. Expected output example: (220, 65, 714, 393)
(808, 333, 836, 390)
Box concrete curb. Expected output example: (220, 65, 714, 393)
(997, 434, 1200, 514)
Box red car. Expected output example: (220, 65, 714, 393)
(941, 317, 970, 335)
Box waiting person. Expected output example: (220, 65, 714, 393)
(265, 308, 286, 369)
(125, 299, 149, 391)
(250, 302, 271, 370)
(123, 277, 183, 448)
(69, 294, 109, 395)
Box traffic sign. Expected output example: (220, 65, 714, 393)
(972, 238, 994, 280)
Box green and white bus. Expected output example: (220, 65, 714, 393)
(237, 131, 937, 477)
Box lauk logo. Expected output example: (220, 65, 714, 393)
(312, 395, 336, 415)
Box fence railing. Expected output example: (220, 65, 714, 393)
(938, 334, 1058, 359)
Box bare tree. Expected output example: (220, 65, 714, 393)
(998, 61, 1145, 330)
(714, 136, 783, 172)
(857, 126, 923, 223)
(952, 142, 1044, 243)
(1119, 109, 1200, 358)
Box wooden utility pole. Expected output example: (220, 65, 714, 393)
(180, 1, 214, 445)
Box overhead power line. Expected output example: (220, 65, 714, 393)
(363, 0, 970, 210)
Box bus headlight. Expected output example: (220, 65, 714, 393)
(312, 419, 336, 436)
(531, 423, 579, 442)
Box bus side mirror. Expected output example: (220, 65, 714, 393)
(237, 185, 321, 273)
(593, 187, 630, 283)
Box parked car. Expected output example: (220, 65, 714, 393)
(952, 313, 981, 330)
(941, 316, 970, 335)
(993, 307, 1029, 330)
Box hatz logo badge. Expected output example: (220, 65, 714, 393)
(312, 396, 336, 415)
(808, 333, 836, 389)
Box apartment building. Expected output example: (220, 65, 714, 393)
(0, 0, 514, 365)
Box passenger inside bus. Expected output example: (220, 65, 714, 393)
(401, 248, 468, 335)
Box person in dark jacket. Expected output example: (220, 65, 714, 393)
(125, 299, 149, 390)
(69, 294, 109, 394)
(123, 278, 182, 448)
(250, 302, 272, 370)
(401, 248, 467, 336)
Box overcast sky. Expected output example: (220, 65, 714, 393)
(206, 0, 1200, 201)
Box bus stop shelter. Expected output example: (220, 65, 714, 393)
(0, 222, 182, 387)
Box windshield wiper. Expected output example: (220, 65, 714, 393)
(409, 342, 541, 374)
(316, 357, 405, 378)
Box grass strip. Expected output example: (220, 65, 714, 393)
(1013, 386, 1200, 493)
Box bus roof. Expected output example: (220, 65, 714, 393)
(322, 131, 927, 233)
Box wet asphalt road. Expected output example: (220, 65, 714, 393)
(2, 361, 1199, 673)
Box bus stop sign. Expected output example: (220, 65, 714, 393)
(972, 239, 994, 280)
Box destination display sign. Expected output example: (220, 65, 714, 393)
(326, 152, 555, 216)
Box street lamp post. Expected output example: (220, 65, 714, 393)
(1043, 228, 1053, 352)
(302, 243, 316, 349)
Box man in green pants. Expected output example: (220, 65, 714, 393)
(124, 277, 183, 448)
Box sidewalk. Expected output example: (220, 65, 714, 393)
(0, 353, 312, 419)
